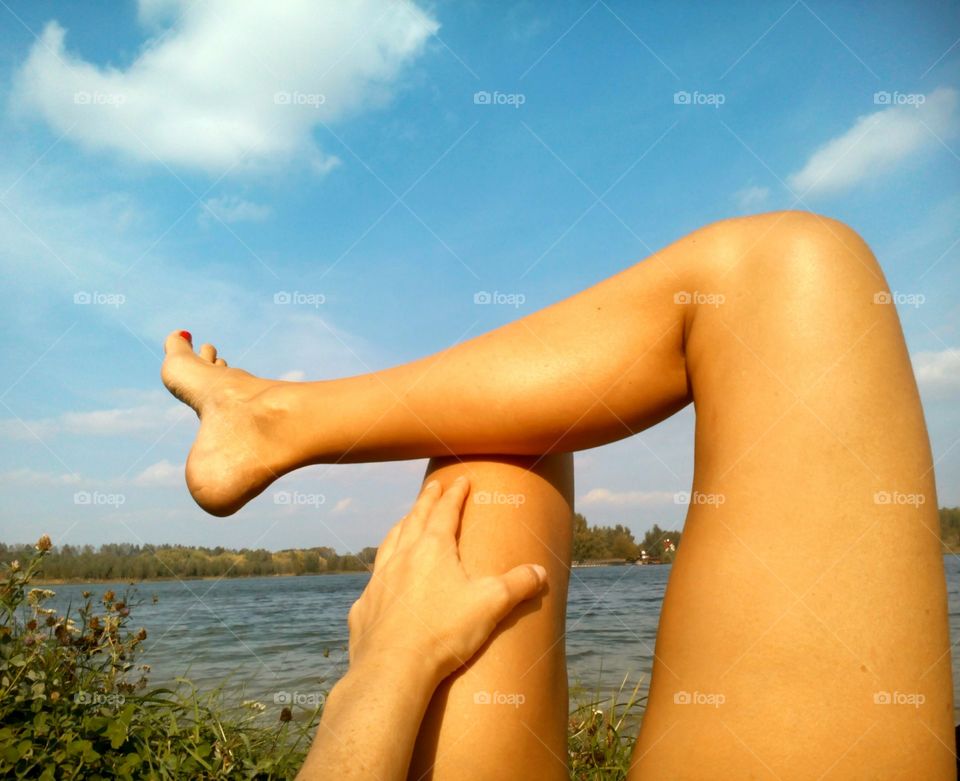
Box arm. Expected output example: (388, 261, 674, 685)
(296, 476, 548, 780)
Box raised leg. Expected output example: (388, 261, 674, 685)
(406, 454, 573, 781)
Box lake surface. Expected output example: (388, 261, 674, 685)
(45, 556, 960, 717)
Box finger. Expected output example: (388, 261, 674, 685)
(479, 564, 548, 625)
(396, 479, 442, 547)
(429, 474, 471, 538)
(373, 519, 404, 572)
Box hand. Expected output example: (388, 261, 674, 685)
(347, 476, 548, 682)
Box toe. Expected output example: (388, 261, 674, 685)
(200, 343, 218, 363)
(164, 330, 194, 355)
(215, 358, 228, 367)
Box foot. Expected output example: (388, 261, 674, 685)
(161, 330, 290, 516)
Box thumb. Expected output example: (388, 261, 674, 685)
(483, 563, 548, 623)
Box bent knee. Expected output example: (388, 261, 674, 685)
(725, 210, 885, 288)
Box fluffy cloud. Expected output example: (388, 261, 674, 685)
(13, 0, 438, 174)
(0, 402, 188, 440)
(578, 488, 677, 507)
(200, 196, 272, 225)
(0, 468, 82, 486)
(913, 348, 960, 401)
(734, 185, 771, 211)
(132, 459, 184, 487)
(788, 87, 958, 195)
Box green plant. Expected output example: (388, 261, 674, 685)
(568, 675, 645, 780)
(0, 537, 321, 779)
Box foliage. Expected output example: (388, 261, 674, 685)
(0, 537, 321, 780)
(568, 675, 645, 780)
(572, 515, 682, 563)
(0, 542, 378, 582)
(940, 507, 960, 549)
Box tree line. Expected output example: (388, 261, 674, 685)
(572, 513, 681, 563)
(3, 507, 958, 580)
(0, 542, 377, 581)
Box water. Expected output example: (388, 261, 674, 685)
(44, 557, 960, 716)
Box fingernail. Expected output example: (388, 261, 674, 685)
(179, 330, 192, 344)
(455, 475, 468, 485)
(424, 479, 439, 491)
(531, 564, 547, 584)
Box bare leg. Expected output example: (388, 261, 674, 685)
(405, 454, 572, 781)
(161, 214, 697, 515)
(628, 218, 954, 778)
(162, 210, 953, 775)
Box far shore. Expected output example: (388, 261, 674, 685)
(34, 570, 371, 586)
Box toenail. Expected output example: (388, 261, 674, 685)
(179, 330, 192, 343)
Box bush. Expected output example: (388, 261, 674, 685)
(0, 537, 320, 780)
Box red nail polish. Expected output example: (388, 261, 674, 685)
(179, 330, 192, 343)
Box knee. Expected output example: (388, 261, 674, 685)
(711, 210, 887, 299)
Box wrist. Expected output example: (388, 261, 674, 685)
(345, 648, 444, 694)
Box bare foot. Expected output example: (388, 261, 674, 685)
(161, 330, 289, 516)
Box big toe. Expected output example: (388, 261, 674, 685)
(164, 329, 195, 356)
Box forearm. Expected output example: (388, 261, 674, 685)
(296, 656, 440, 781)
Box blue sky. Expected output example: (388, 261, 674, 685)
(0, 0, 958, 554)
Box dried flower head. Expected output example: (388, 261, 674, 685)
(279, 707, 292, 723)
(35, 534, 52, 552)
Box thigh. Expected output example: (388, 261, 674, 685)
(631, 213, 954, 779)
(408, 454, 573, 781)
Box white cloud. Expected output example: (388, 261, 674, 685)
(913, 348, 960, 401)
(132, 459, 184, 487)
(578, 488, 677, 507)
(0, 402, 188, 440)
(788, 87, 958, 195)
(734, 185, 770, 211)
(200, 195, 272, 225)
(13, 0, 438, 175)
(0, 468, 82, 486)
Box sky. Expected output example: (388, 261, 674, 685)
(0, 0, 958, 555)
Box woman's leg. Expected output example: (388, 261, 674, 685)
(161, 211, 702, 515)
(162, 210, 952, 774)
(405, 454, 573, 781)
(629, 218, 953, 778)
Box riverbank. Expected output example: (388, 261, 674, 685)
(33, 570, 365, 585)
